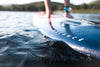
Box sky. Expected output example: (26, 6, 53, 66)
(0, 0, 95, 5)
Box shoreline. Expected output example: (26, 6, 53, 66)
(54, 10, 100, 13)
(71, 10, 100, 13)
(0, 10, 100, 13)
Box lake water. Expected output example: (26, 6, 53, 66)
(0, 11, 100, 67)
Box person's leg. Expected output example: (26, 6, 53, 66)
(64, 0, 73, 18)
(44, 0, 54, 31)
(44, 0, 51, 18)
(64, 0, 70, 7)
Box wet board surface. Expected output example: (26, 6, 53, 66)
(33, 13, 100, 59)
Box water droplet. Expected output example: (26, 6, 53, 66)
(78, 38, 84, 41)
(72, 36, 77, 39)
(62, 33, 66, 36)
(67, 35, 71, 37)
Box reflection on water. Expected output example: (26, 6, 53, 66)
(0, 11, 100, 67)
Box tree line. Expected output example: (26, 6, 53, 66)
(0, 0, 100, 11)
(71, 0, 100, 10)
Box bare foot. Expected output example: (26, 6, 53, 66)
(64, 12, 73, 18)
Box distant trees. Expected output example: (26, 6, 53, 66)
(0, 5, 4, 10)
(88, 0, 100, 10)
(81, 4, 88, 9)
(71, 0, 100, 10)
(0, 2, 64, 11)
(0, 0, 100, 11)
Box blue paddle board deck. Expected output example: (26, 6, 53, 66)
(33, 14, 100, 59)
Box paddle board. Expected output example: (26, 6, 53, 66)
(33, 12, 100, 59)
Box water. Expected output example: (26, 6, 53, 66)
(0, 11, 100, 67)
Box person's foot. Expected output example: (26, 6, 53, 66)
(64, 12, 73, 18)
(45, 13, 50, 19)
(45, 11, 52, 19)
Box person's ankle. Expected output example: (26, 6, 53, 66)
(64, 12, 73, 18)
(64, 12, 68, 17)
(45, 11, 52, 18)
(45, 13, 50, 19)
